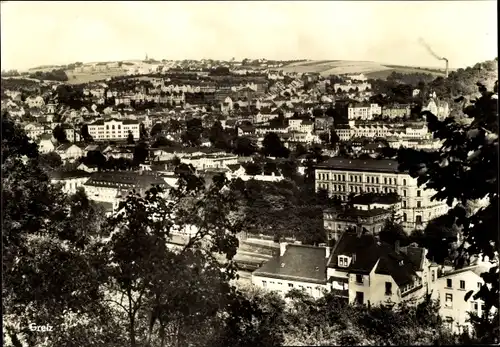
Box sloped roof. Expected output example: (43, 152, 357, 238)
(328, 232, 422, 286)
(315, 158, 401, 173)
(254, 244, 328, 284)
(47, 170, 91, 180)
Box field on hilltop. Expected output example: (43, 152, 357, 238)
(65, 70, 127, 84)
(281, 60, 447, 78)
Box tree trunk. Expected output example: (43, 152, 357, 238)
(129, 313, 136, 347)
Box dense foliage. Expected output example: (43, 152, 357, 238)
(397, 83, 499, 343)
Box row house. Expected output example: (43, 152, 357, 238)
(286, 131, 321, 144)
(334, 82, 372, 93)
(253, 109, 280, 124)
(381, 104, 412, 118)
(254, 125, 289, 136)
(314, 158, 450, 232)
(347, 103, 381, 120)
(48, 170, 90, 195)
(83, 171, 170, 215)
(180, 153, 239, 171)
(252, 232, 430, 307)
(388, 138, 443, 150)
(87, 118, 140, 141)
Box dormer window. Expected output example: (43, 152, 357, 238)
(338, 256, 351, 268)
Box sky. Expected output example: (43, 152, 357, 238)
(1, 1, 497, 71)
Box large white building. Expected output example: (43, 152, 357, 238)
(335, 123, 430, 142)
(83, 171, 170, 214)
(347, 103, 382, 120)
(87, 119, 140, 141)
(314, 158, 450, 231)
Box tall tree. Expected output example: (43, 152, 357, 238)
(139, 123, 148, 141)
(150, 123, 163, 138)
(397, 83, 499, 343)
(233, 136, 257, 156)
(262, 132, 289, 158)
(53, 124, 68, 143)
(2, 113, 116, 347)
(127, 131, 135, 145)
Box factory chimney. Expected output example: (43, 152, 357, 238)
(443, 58, 449, 78)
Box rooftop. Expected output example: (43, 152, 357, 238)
(350, 193, 401, 205)
(48, 170, 91, 180)
(315, 158, 402, 173)
(328, 232, 422, 286)
(253, 244, 328, 284)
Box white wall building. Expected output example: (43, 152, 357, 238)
(87, 118, 140, 141)
(314, 158, 450, 231)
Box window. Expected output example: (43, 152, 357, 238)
(417, 201, 421, 208)
(445, 293, 453, 308)
(403, 213, 407, 222)
(417, 190, 421, 197)
(288, 283, 293, 288)
(262, 281, 267, 288)
(403, 190, 407, 197)
(446, 279, 453, 288)
(385, 282, 392, 295)
(460, 280, 465, 289)
(473, 302, 478, 312)
(355, 291, 364, 305)
(356, 274, 363, 284)
(403, 201, 407, 208)
(431, 271, 436, 282)
(338, 256, 349, 267)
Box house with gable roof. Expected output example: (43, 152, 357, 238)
(326, 231, 430, 307)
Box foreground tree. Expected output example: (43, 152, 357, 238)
(2, 114, 117, 347)
(397, 83, 499, 343)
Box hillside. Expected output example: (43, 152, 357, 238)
(281, 60, 448, 78)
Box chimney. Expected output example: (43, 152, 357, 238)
(326, 246, 331, 259)
(445, 59, 449, 78)
(395, 240, 400, 254)
(352, 253, 357, 264)
(280, 242, 288, 256)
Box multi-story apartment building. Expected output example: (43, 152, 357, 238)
(333, 82, 371, 93)
(381, 104, 412, 118)
(334, 123, 430, 142)
(347, 103, 382, 120)
(315, 158, 449, 231)
(87, 119, 140, 141)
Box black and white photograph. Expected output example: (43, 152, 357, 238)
(1, 1, 498, 346)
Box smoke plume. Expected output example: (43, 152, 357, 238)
(418, 37, 447, 61)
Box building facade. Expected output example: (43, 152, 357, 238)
(315, 158, 449, 231)
(87, 119, 140, 141)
